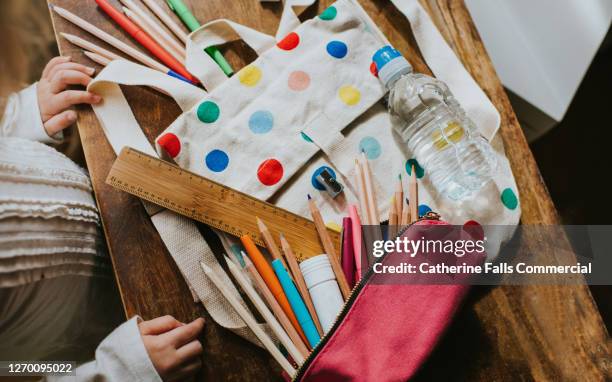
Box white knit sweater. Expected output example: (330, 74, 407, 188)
(0, 83, 160, 381)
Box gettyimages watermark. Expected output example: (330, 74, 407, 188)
(356, 225, 612, 285)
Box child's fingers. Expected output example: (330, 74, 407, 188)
(43, 110, 77, 136)
(42, 56, 71, 79)
(169, 359, 201, 382)
(48, 62, 96, 81)
(50, 90, 101, 112)
(175, 339, 203, 364)
(50, 70, 94, 93)
(139, 315, 183, 335)
(164, 318, 205, 348)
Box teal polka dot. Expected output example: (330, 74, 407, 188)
(418, 204, 431, 217)
(359, 136, 382, 159)
(319, 6, 337, 20)
(249, 110, 274, 134)
(197, 101, 220, 123)
(205, 149, 229, 172)
(301, 132, 313, 143)
(312, 166, 336, 190)
(501, 188, 518, 210)
(405, 158, 425, 179)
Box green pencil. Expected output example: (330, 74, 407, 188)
(166, 0, 234, 76)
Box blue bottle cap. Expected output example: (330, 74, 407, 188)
(373, 45, 412, 88)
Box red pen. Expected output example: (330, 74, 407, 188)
(94, 0, 197, 83)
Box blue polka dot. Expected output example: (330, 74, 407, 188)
(418, 204, 431, 217)
(311, 166, 336, 190)
(359, 136, 382, 159)
(248, 110, 274, 134)
(326, 41, 348, 59)
(301, 132, 313, 143)
(205, 149, 229, 172)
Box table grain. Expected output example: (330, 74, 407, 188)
(47, 0, 610, 380)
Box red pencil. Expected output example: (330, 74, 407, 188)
(94, 0, 197, 83)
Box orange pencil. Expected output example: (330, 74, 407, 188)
(240, 235, 307, 344)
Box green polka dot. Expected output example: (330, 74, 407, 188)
(501, 188, 518, 210)
(197, 101, 220, 123)
(405, 158, 425, 179)
(319, 6, 337, 20)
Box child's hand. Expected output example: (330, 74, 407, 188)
(139, 315, 205, 381)
(36, 56, 102, 137)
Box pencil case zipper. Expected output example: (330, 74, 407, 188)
(292, 212, 441, 381)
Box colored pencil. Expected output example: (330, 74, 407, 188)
(200, 262, 296, 377)
(348, 205, 363, 280)
(354, 159, 371, 225)
(166, 0, 234, 76)
(122, 6, 185, 64)
(307, 195, 351, 299)
(388, 195, 398, 238)
(225, 256, 307, 364)
(401, 197, 411, 226)
(395, 175, 403, 222)
(61, 33, 123, 61)
(240, 235, 308, 343)
(341, 217, 356, 288)
(83, 50, 111, 66)
(94, 0, 196, 83)
(409, 165, 419, 223)
(279, 234, 323, 336)
(242, 254, 311, 353)
(52, 6, 168, 73)
(361, 151, 379, 225)
(256, 217, 288, 271)
(140, 0, 188, 43)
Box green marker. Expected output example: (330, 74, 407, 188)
(166, 0, 234, 76)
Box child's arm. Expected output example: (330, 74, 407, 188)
(0, 56, 101, 142)
(45, 315, 205, 382)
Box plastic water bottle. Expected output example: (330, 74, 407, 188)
(373, 46, 497, 200)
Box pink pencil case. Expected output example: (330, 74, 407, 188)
(295, 218, 486, 381)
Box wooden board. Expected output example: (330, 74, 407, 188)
(47, 0, 611, 380)
(107, 147, 340, 259)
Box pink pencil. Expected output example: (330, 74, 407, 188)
(348, 204, 363, 280)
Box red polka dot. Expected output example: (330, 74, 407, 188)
(257, 159, 284, 186)
(463, 220, 484, 240)
(277, 32, 300, 51)
(370, 62, 378, 77)
(158, 133, 181, 158)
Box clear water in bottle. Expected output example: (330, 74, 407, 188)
(373, 46, 497, 200)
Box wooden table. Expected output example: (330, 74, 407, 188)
(48, 0, 610, 380)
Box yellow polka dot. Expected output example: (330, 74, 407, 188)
(238, 65, 262, 87)
(325, 221, 342, 233)
(338, 85, 361, 106)
(432, 121, 465, 150)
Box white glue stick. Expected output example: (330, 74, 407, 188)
(300, 254, 344, 333)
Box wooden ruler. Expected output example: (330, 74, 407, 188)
(106, 147, 340, 259)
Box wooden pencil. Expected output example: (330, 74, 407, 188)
(354, 159, 371, 225)
(409, 165, 419, 223)
(52, 5, 168, 73)
(307, 195, 351, 299)
(242, 255, 311, 353)
(122, 5, 185, 64)
(279, 234, 323, 336)
(395, 175, 403, 222)
(256, 217, 288, 271)
(361, 151, 379, 225)
(200, 262, 296, 377)
(83, 50, 111, 66)
(140, 0, 189, 43)
(388, 195, 398, 238)
(61, 33, 123, 61)
(225, 256, 307, 364)
(401, 197, 411, 226)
